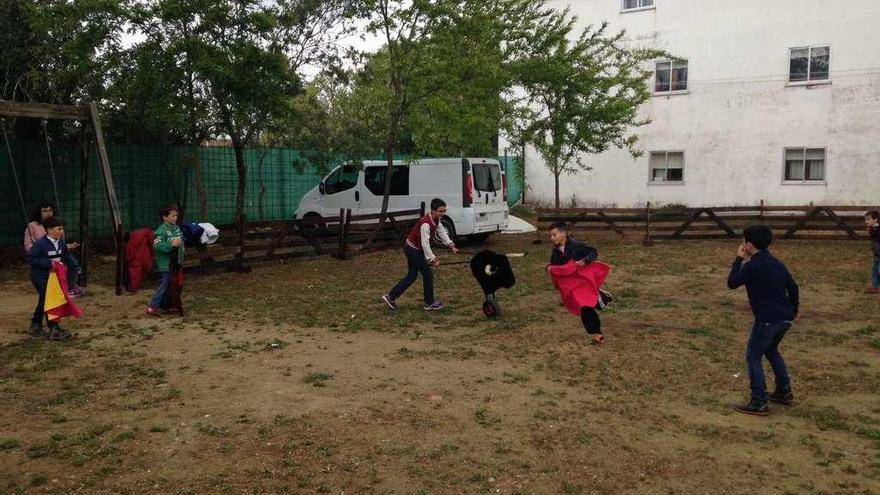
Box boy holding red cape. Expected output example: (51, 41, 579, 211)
(546, 222, 613, 344)
(25, 217, 82, 340)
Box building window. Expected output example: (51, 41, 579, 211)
(784, 148, 825, 182)
(622, 0, 653, 12)
(649, 151, 684, 183)
(789, 46, 830, 83)
(655, 60, 688, 93)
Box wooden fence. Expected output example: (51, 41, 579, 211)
(538, 203, 880, 244)
(183, 204, 425, 272)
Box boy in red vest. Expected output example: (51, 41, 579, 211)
(382, 198, 460, 311)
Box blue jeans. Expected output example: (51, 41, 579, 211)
(149, 272, 171, 308)
(389, 246, 434, 305)
(872, 260, 880, 289)
(746, 321, 792, 402)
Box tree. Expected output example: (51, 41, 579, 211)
(514, 16, 665, 208)
(345, 0, 556, 243)
(1, 0, 123, 139)
(110, 0, 350, 234)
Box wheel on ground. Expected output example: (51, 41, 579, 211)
(482, 300, 500, 318)
(300, 213, 326, 234)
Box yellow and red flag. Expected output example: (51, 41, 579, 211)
(44, 262, 83, 321)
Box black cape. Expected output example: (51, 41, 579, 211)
(470, 250, 515, 296)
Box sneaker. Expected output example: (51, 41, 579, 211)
(424, 301, 444, 311)
(597, 289, 614, 310)
(47, 325, 72, 341)
(381, 294, 397, 311)
(67, 286, 85, 298)
(28, 322, 44, 339)
(145, 306, 161, 316)
(768, 389, 794, 405)
(734, 400, 770, 416)
(865, 288, 880, 294)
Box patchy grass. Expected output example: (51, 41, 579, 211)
(0, 234, 878, 493)
(303, 372, 334, 386)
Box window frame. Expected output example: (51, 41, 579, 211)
(653, 59, 689, 95)
(647, 150, 686, 185)
(787, 45, 831, 86)
(621, 0, 654, 13)
(781, 147, 827, 185)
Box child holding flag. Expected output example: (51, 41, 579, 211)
(25, 217, 82, 339)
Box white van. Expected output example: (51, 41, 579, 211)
(296, 158, 509, 240)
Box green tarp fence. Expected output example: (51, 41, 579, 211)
(1, 142, 523, 246)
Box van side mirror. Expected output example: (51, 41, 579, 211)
(319, 182, 325, 195)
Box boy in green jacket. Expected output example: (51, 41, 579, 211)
(146, 205, 184, 316)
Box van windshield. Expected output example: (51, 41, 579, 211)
(472, 163, 501, 192)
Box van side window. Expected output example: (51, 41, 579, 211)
(364, 166, 410, 196)
(324, 165, 358, 195)
(472, 163, 501, 192)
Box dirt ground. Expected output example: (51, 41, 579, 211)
(1, 230, 879, 494)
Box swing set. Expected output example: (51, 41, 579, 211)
(0, 100, 126, 295)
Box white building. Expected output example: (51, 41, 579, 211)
(522, 0, 880, 207)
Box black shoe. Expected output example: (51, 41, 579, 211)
(734, 400, 769, 416)
(47, 325, 72, 341)
(768, 389, 794, 405)
(28, 322, 44, 338)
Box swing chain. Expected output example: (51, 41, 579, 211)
(1, 118, 30, 224)
(42, 119, 62, 212)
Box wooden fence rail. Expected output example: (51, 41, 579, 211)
(538, 203, 880, 245)
(182, 204, 425, 272)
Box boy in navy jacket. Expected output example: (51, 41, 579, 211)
(727, 225, 799, 416)
(25, 217, 77, 339)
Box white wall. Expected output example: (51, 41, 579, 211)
(523, 0, 880, 207)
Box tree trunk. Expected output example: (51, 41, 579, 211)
(554, 171, 560, 209)
(521, 139, 527, 205)
(191, 149, 209, 222)
(256, 148, 269, 220)
(361, 113, 400, 249)
(231, 136, 247, 262)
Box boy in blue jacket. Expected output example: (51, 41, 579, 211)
(727, 225, 799, 416)
(25, 217, 77, 339)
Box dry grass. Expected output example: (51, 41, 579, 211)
(0, 232, 878, 494)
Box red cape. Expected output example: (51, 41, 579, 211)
(548, 261, 611, 316)
(45, 262, 83, 321)
(126, 228, 154, 292)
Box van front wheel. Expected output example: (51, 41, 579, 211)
(300, 213, 326, 232)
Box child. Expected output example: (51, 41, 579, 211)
(546, 222, 613, 345)
(382, 198, 460, 311)
(727, 225, 799, 416)
(865, 210, 880, 294)
(23, 201, 84, 297)
(146, 205, 184, 316)
(25, 217, 78, 339)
